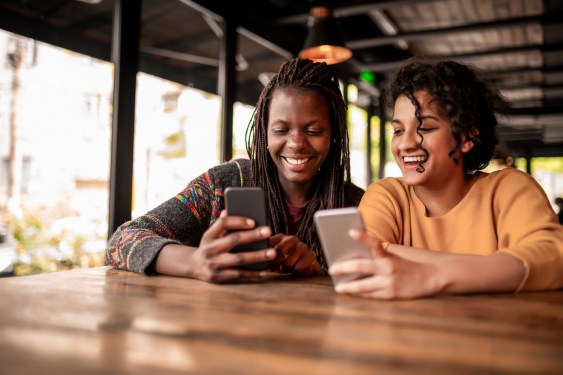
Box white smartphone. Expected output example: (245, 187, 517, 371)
(314, 207, 372, 286)
(224, 187, 269, 270)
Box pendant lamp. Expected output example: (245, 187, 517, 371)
(298, 6, 352, 65)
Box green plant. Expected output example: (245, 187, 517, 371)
(1, 203, 105, 276)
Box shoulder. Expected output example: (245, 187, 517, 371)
(484, 167, 530, 181)
(207, 158, 251, 187)
(477, 167, 543, 193)
(473, 168, 554, 216)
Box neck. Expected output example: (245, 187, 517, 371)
(280, 182, 314, 207)
(414, 174, 475, 217)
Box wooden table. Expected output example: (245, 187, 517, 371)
(0, 267, 562, 375)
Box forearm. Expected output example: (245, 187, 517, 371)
(153, 243, 198, 278)
(387, 245, 526, 294)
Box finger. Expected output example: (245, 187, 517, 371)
(334, 274, 385, 293)
(202, 216, 256, 242)
(349, 229, 386, 257)
(291, 249, 319, 275)
(268, 233, 286, 248)
(267, 235, 296, 271)
(329, 258, 376, 275)
(274, 236, 299, 259)
(273, 236, 300, 272)
(208, 248, 277, 269)
(206, 226, 272, 256)
(280, 242, 302, 271)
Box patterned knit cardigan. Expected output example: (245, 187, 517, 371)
(106, 158, 364, 274)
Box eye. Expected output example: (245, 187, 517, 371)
(306, 128, 323, 136)
(417, 126, 435, 133)
(271, 127, 288, 135)
(392, 128, 404, 136)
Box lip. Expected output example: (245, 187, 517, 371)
(282, 156, 313, 164)
(281, 156, 316, 171)
(400, 155, 427, 170)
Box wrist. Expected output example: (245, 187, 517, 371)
(154, 243, 197, 278)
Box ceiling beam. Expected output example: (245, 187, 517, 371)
(347, 15, 542, 50)
(276, 0, 446, 24)
(0, 6, 111, 61)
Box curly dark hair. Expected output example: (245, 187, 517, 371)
(245, 57, 351, 270)
(384, 58, 505, 173)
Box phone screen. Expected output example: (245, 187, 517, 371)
(314, 207, 371, 285)
(224, 187, 269, 270)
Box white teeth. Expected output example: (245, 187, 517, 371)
(285, 157, 309, 165)
(403, 156, 425, 163)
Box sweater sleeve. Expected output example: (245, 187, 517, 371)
(358, 178, 406, 244)
(104, 160, 248, 275)
(492, 169, 563, 291)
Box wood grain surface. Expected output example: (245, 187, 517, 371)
(1, 267, 562, 375)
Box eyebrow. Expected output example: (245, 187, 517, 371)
(419, 114, 440, 121)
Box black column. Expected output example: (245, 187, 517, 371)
(378, 94, 387, 180)
(525, 148, 532, 174)
(108, 0, 141, 236)
(366, 100, 373, 185)
(218, 17, 237, 162)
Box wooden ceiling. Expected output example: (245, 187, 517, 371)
(1, 0, 562, 158)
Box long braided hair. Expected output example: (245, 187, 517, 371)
(245, 58, 351, 270)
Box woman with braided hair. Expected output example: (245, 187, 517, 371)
(106, 58, 364, 283)
(329, 58, 563, 298)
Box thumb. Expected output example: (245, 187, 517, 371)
(348, 228, 386, 258)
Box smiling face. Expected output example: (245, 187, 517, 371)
(391, 91, 472, 189)
(267, 87, 332, 194)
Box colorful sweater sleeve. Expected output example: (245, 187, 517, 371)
(105, 160, 248, 275)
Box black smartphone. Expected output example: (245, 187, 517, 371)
(314, 207, 372, 286)
(224, 187, 269, 270)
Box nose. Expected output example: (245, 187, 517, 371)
(288, 130, 307, 149)
(397, 128, 420, 151)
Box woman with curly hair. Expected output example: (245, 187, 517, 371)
(329, 59, 563, 298)
(106, 58, 364, 283)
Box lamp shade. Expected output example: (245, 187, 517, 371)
(299, 6, 352, 65)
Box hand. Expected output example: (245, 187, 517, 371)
(159, 210, 277, 283)
(328, 229, 443, 299)
(269, 234, 324, 276)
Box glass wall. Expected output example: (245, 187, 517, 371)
(132, 77, 221, 217)
(512, 157, 563, 213)
(0, 30, 228, 275)
(0, 31, 111, 275)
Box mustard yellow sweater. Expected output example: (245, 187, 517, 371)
(359, 167, 563, 292)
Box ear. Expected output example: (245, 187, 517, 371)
(461, 139, 474, 153)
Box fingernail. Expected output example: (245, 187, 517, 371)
(246, 219, 255, 226)
(265, 249, 276, 258)
(260, 227, 270, 236)
(349, 229, 360, 238)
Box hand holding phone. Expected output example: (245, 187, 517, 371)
(313, 207, 372, 286)
(224, 187, 270, 270)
